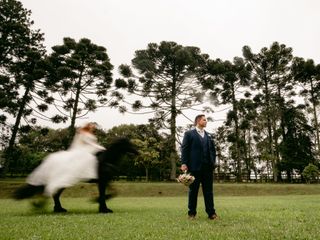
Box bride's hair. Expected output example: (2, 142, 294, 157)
(80, 122, 96, 133)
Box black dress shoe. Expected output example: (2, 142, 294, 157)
(54, 206, 67, 213)
(208, 214, 218, 220)
(99, 207, 113, 213)
(188, 214, 196, 220)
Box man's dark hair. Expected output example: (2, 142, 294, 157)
(194, 114, 205, 126)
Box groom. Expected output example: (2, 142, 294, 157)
(180, 114, 217, 220)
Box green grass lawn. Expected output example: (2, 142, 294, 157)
(1, 194, 319, 239)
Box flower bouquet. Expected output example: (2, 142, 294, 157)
(177, 171, 195, 186)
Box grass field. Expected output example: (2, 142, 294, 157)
(1, 181, 320, 239)
(2, 180, 320, 198)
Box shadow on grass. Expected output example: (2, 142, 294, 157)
(14, 208, 113, 217)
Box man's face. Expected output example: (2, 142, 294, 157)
(197, 116, 207, 128)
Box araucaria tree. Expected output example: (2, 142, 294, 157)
(292, 58, 320, 154)
(46, 37, 114, 137)
(242, 42, 295, 181)
(116, 41, 209, 180)
(0, 0, 51, 151)
(200, 57, 251, 182)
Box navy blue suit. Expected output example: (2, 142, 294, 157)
(181, 128, 216, 217)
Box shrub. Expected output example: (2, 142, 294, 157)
(302, 163, 320, 183)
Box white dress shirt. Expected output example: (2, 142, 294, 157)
(196, 127, 205, 138)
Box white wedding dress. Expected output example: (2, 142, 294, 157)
(27, 132, 105, 196)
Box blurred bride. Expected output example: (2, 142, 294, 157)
(27, 123, 105, 196)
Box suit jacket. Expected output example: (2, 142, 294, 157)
(181, 129, 216, 171)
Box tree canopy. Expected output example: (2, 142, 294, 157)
(45, 37, 115, 137)
(116, 41, 210, 179)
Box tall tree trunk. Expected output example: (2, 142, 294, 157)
(6, 85, 31, 174)
(169, 109, 177, 180)
(276, 87, 286, 182)
(70, 72, 83, 138)
(169, 67, 178, 180)
(272, 119, 280, 182)
(247, 128, 253, 181)
(8, 86, 31, 150)
(243, 129, 252, 182)
(312, 103, 320, 152)
(263, 76, 276, 182)
(231, 84, 242, 182)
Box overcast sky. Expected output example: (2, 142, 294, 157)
(19, 0, 320, 131)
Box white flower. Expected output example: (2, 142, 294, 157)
(177, 171, 195, 186)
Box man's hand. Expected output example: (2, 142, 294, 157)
(180, 164, 188, 172)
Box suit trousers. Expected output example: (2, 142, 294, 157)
(188, 163, 215, 216)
